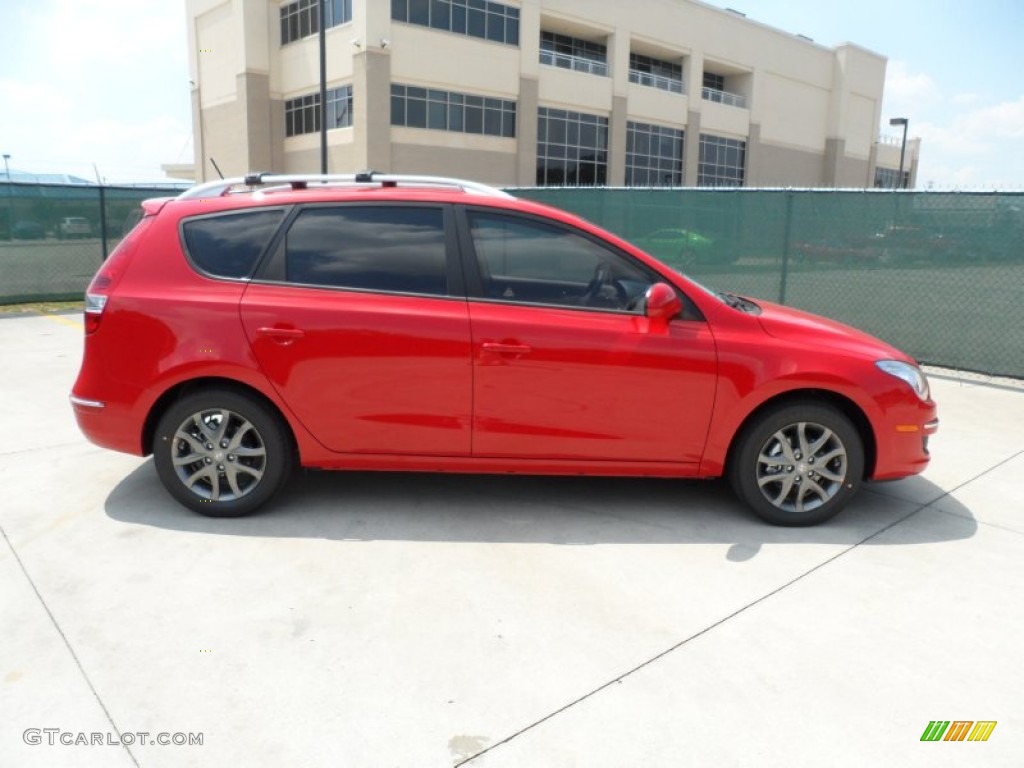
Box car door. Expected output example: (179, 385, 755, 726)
(461, 207, 717, 464)
(240, 203, 473, 456)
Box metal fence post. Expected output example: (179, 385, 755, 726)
(98, 185, 109, 259)
(779, 189, 794, 304)
(3, 181, 13, 241)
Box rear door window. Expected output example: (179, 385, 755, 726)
(282, 205, 449, 296)
(181, 209, 285, 279)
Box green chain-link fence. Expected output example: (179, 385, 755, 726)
(0, 181, 184, 303)
(514, 188, 1024, 379)
(3, 182, 1022, 378)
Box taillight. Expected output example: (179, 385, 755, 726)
(81, 211, 153, 335)
(83, 292, 107, 334)
(83, 270, 116, 335)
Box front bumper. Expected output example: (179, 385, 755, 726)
(871, 401, 939, 480)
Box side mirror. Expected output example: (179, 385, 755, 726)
(644, 282, 682, 321)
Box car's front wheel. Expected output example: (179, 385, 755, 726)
(729, 403, 864, 526)
(153, 389, 293, 517)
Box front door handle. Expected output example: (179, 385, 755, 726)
(256, 326, 305, 344)
(481, 342, 532, 356)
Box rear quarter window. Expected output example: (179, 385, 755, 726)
(181, 209, 285, 279)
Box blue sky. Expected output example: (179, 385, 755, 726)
(0, 1, 192, 183)
(1, 0, 1022, 187)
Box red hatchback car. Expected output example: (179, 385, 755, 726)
(71, 173, 937, 526)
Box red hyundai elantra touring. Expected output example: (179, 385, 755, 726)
(71, 173, 937, 525)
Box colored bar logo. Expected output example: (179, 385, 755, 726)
(921, 721, 997, 742)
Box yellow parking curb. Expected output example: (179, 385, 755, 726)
(40, 313, 84, 329)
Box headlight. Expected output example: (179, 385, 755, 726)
(876, 360, 930, 401)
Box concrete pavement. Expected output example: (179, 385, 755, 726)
(1, 312, 1021, 767)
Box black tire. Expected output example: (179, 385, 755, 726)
(153, 389, 293, 517)
(729, 403, 864, 526)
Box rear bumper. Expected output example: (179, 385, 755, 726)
(70, 394, 146, 456)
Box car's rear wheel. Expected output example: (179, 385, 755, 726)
(153, 389, 292, 517)
(729, 403, 864, 526)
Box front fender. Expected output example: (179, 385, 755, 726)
(698, 340, 886, 476)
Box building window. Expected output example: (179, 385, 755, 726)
(539, 31, 608, 77)
(280, 0, 352, 46)
(629, 53, 684, 94)
(702, 70, 745, 107)
(698, 134, 745, 187)
(627, 122, 684, 187)
(391, 0, 520, 46)
(391, 84, 516, 137)
(285, 94, 318, 138)
(285, 84, 353, 137)
(326, 84, 354, 129)
(537, 107, 608, 186)
(874, 167, 909, 189)
(702, 72, 725, 92)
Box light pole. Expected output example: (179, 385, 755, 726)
(318, 0, 327, 174)
(889, 117, 908, 189)
(2, 153, 9, 181)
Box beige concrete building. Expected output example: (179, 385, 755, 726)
(185, 0, 920, 187)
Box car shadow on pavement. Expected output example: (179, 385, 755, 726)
(103, 460, 978, 556)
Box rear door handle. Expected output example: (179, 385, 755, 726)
(481, 342, 532, 356)
(256, 326, 305, 344)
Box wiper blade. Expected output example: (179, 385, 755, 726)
(717, 291, 742, 307)
(717, 292, 760, 313)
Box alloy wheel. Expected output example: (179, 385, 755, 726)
(170, 408, 267, 502)
(755, 421, 848, 513)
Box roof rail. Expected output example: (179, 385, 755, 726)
(176, 171, 515, 200)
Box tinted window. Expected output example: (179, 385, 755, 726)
(468, 212, 652, 311)
(409, 0, 429, 25)
(284, 206, 448, 295)
(182, 210, 284, 279)
(393, 0, 519, 46)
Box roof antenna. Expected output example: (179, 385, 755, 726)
(209, 157, 225, 180)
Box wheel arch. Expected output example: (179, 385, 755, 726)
(141, 377, 299, 459)
(724, 388, 877, 480)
